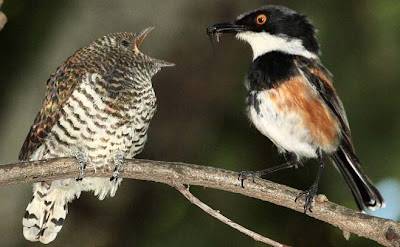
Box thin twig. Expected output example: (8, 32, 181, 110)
(0, 158, 399, 246)
(173, 183, 290, 247)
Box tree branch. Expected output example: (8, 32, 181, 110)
(1, 158, 399, 246)
(0, 0, 7, 31)
(173, 183, 290, 247)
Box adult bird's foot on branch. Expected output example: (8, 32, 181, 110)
(238, 171, 262, 188)
(295, 183, 318, 213)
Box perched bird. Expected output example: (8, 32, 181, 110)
(207, 5, 384, 213)
(19, 27, 174, 244)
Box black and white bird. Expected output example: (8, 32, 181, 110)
(207, 5, 384, 213)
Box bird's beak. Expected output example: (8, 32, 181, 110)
(136, 27, 154, 48)
(136, 27, 175, 68)
(207, 22, 249, 38)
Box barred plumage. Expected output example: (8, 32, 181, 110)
(19, 28, 174, 244)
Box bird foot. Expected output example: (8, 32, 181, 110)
(70, 150, 88, 181)
(110, 153, 124, 181)
(295, 184, 318, 213)
(238, 171, 262, 188)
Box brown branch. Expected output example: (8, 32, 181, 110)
(0, 0, 7, 31)
(173, 183, 290, 247)
(1, 158, 399, 246)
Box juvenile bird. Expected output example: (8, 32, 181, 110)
(207, 5, 384, 213)
(19, 27, 174, 244)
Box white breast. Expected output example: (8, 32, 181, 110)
(247, 91, 318, 158)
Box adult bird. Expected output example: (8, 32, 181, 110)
(19, 27, 174, 244)
(207, 5, 384, 213)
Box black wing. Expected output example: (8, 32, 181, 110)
(296, 57, 384, 210)
(295, 57, 352, 146)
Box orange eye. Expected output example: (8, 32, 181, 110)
(256, 14, 267, 25)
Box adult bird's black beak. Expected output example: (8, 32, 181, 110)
(206, 22, 248, 37)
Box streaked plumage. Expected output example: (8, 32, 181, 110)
(19, 28, 173, 244)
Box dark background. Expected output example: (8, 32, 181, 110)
(0, 0, 399, 246)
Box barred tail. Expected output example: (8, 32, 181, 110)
(23, 182, 68, 244)
(331, 143, 385, 211)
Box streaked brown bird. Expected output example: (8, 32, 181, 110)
(19, 27, 174, 244)
(207, 5, 384, 213)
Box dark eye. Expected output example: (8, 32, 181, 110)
(256, 14, 267, 25)
(121, 40, 130, 47)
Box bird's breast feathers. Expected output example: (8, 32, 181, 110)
(247, 75, 341, 157)
(30, 73, 155, 164)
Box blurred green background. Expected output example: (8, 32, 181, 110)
(0, 0, 399, 246)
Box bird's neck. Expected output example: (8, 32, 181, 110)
(247, 51, 299, 91)
(236, 32, 318, 61)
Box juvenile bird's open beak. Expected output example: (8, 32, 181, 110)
(136, 27, 175, 68)
(136, 27, 154, 47)
(207, 22, 249, 37)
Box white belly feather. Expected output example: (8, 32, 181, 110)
(247, 91, 318, 158)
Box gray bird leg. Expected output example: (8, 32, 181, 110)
(70, 150, 88, 181)
(110, 152, 124, 181)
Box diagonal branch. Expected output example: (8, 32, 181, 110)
(173, 183, 290, 247)
(0, 157, 399, 246)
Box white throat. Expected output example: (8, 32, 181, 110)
(236, 31, 318, 61)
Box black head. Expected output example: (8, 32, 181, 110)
(207, 5, 320, 60)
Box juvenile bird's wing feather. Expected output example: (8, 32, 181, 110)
(19, 48, 132, 161)
(19, 51, 87, 161)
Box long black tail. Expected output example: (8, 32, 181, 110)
(331, 142, 385, 211)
